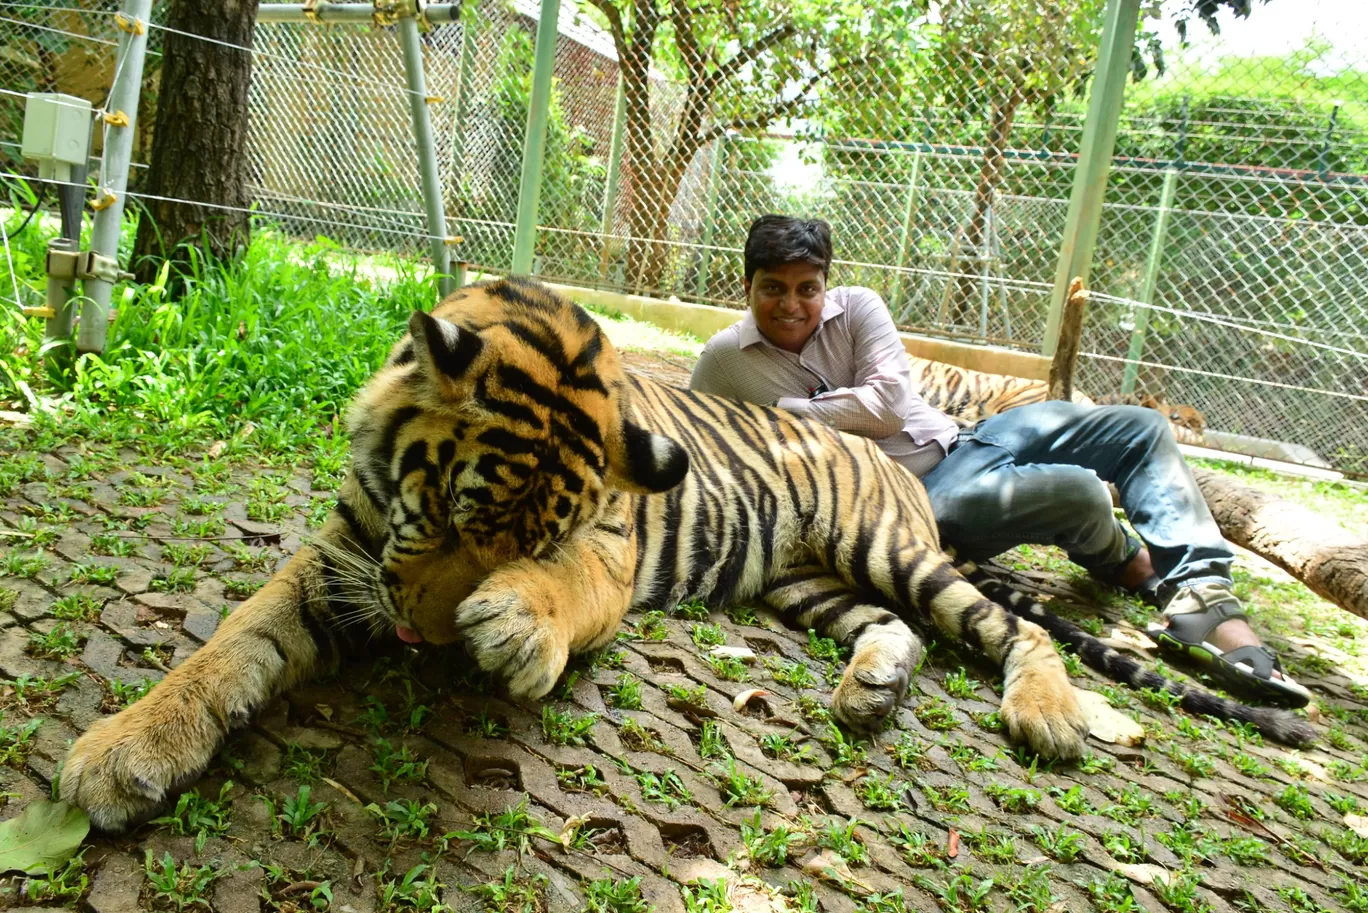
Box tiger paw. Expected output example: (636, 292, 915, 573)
(61, 688, 228, 833)
(454, 587, 568, 700)
(999, 665, 1088, 760)
(830, 623, 921, 731)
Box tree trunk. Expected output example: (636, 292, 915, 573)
(624, 146, 693, 294)
(131, 0, 258, 284)
(948, 87, 1024, 328)
(1192, 467, 1368, 621)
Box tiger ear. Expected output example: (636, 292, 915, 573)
(408, 311, 483, 384)
(608, 421, 689, 494)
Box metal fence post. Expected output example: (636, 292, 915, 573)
(1041, 0, 1141, 356)
(75, 0, 151, 354)
(397, 9, 454, 297)
(888, 149, 923, 312)
(597, 74, 626, 282)
(1121, 167, 1178, 394)
(694, 133, 729, 298)
(510, 0, 562, 275)
(448, 2, 479, 196)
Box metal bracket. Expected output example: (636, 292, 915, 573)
(374, 0, 400, 27)
(302, 0, 321, 23)
(102, 110, 130, 128)
(76, 251, 135, 284)
(46, 247, 82, 281)
(114, 12, 145, 35)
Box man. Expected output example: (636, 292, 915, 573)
(689, 214, 1309, 706)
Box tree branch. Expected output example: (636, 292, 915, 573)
(669, 0, 704, 86)
(585, 0, 625, 53)
(700, 56, 872, 143)
(709, 22, 800, 90)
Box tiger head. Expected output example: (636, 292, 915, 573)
(341, 278, 689, 644)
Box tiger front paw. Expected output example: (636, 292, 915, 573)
(831, 628, 921, 731)
(455, 588, 568, 700)
(61, 686, 229, 833)
(999, 664, 1088, 760)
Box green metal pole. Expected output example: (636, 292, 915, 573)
(597, 74, 627, 281)
(510, 0, 562, 275)
(398, 11, 454, 296)
(694, 134, 728, 298)
(1041, 0, 1141, 356)
(889, 150, 923, 316)
(76, 0, 151, 354)
(449, 1, 479, 189)
(1121, 167, 1177, 394)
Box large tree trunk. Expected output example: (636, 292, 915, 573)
(131, 0, 258, 284)
(1192, 467, 1368, 621)
(948, 87, 1024, 328)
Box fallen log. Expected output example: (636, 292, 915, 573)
(1192, 467, 1368, 621)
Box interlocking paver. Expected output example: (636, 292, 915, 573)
(1, 360, 1366, 912)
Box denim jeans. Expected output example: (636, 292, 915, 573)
(919, 401, 1233, 592)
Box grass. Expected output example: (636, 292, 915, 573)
(150, 781, 234, 853)
(450, 796, 558, 854)
(2, 224, 431, 459)
(541, 705, 597, 746)
(27, 622, 84, 659)
(143, 850, 222, 912)
(0, 714, 43, 766)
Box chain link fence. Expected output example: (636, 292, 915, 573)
(2, 0, 1366, 474)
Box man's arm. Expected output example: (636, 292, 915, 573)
(776, 289, 912, 439)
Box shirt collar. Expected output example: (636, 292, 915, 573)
(736, 289, 845, 351)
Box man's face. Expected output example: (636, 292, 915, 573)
(745, 262, 826, 354)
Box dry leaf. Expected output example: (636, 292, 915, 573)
(322, 777, 363, 805)
(314, 703, 333, 721)
(206, 441, 226, 459)
(560, 814, 589, 850)
(802, 849, 858, 887)
(1110, 862, 1171, 886)
(1074, 687, 1146, 746)
(733, 689, 770, 712)
(1347, 813, 1368, 838)
(1099, 627, 1157, 656)
(710, 645, 757, 663)
(0, 411, 33, 428)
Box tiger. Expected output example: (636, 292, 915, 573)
(60, 277, 1311, 833)
(909, 356, 1208, 445)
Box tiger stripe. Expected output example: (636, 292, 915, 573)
(61, 276, 1307, 834)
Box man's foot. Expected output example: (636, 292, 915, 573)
(1092, 545, 1163, 607)
(1148, 582, 1311, 707)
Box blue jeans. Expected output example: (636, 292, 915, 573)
(920, 401, 1233, 593)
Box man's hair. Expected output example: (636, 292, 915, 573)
(743, 214, 833, 282)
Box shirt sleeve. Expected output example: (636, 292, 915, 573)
(688, 343, 739, 399)
(775, 289, 911, 439)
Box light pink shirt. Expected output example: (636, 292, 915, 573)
(689, 286, 960, 477)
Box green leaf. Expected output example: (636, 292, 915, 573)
(0, 799, 90, 875)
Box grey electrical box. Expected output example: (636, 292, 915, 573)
(21, 92, 92, 182)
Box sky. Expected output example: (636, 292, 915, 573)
(1152, 0, 1367, 63)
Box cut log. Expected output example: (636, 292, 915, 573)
(1192, 467, 1368, 621)
(1048, 277, 1089, 402)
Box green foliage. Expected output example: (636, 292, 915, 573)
(143, 850, 222, 912)
(150, 782, 234, 854)
(541, 706, 597, 746)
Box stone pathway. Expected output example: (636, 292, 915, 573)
(0, 368, 1366, 913)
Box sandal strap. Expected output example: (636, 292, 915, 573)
(1162, 591, 1249, 646)
(1222, 645, 1281, 681)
